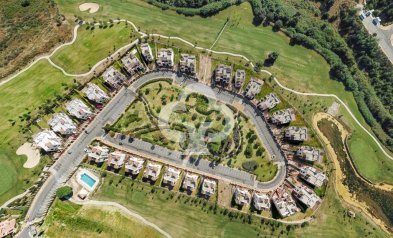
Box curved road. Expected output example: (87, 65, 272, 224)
(17, 71, 286, 237)
(1, 18, 390, 164)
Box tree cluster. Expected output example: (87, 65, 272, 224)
(249, 0, 393, 151)
(366, 0, 393, 25)
(147, 0, 241, 17)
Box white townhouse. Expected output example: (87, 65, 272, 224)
(33, 129, 62, 152)
(82, 83, 109, 104)
(48, 113, 77, 135)
(66, 99, 92, 120)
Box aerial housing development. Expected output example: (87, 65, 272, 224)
(156, 48, 174, 68)
(48, 113, 76, 135)
(9, 6, 391, 235)
(66, 99, 92, 120)
(162, 167, 181, 186)
(285, 126, 308, 142)
(272, 187, 299, 218)
(143, 162, 162, 181)
(244, 78, 263, 100)
(87, 145, 109, 164)
(102, 66, 126, 89)
(33, 129, 62, 152)
(125, 156, 145, 175)
(140, 43, 154, 63)
(292, 186, 321, 209)
(200, 178, 216, 197)
(258, 93, 280, 111)
(296, 146, 321, 162)
(82, 83, 109, 104)
(299, 166, 327, 188)
(182, 172, 199, 192)
(107, 151, 126, 170)
(179, 54, 196, 75)
(253, 192, 271, 211)
(271, 108, 296, 125)
(234, 187, 252, 206)
(214, 64, 232, 86)
(121, 52, 144, 75)
(234, 69, 245, 89)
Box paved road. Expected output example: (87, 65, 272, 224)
(18, 71, 286, 237)
(362, 13, 393, 64)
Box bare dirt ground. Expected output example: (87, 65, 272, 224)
(312, 112, 391, 233)
(198, 54, 212, 85)
(16, 142, 40, 168)
(79, 3, 100, 13)
(216, 180, 233, 207)
(327, 101, 340, 116)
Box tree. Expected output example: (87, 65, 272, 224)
(264, 52, 279, 66)
(21, 0, 30, 7)
(56, 186, 73, 200)
(273, 20, 283, 31)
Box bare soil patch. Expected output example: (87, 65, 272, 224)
(217, 180, 232, 207)
(198, 54, 212, 85)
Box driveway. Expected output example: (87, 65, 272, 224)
(361, 13, 393, 64)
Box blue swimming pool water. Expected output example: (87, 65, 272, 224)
(81, 173, 96, 188)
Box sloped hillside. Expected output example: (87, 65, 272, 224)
(0, 0, 70, 79)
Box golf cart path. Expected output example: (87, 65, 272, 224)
(71, 198, 172, 238)
(0, 19, 391, 164)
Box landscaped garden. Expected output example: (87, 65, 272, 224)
(110, 79, 277, 182)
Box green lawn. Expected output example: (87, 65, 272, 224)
(112, 80, 277, 181)
(43, 199, 164, 238)
(88, 172, 388, 238)
(54, 0, 393, 183)
(111, 100, 152, 133)
(50, 24, 135, 74)
(0, 59, 72, 204)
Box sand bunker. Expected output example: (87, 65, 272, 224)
(16, 142, 40, 168)
(79, 3, 100, 13)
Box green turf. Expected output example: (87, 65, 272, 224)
(50, 24, 135, 74)
(89, 172, 388, 238)
(54, 0, 393, 183)
(0, 59, 72, 204)
(43, 199, 164, 238)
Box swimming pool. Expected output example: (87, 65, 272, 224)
(80, 173, 96, 188)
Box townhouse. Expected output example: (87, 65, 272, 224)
(102, 66, 126, 89)
(258, 93, 280, 111)
(125, 155, 145, 175)
(244, 78, 263, 100)
(179, 54, 196, 75)
(156, 48, 174, 68)
(82, 83, 109, 104)
(33, 129, 62, 152)
(48, 113, 77, 135)
(234, 187, 252, 206)
(284, 126, 308, 142)
(270, 108, 296, 125)
(87, 145, 109, 164)
(66, 99, 92, 120)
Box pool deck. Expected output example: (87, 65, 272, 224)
(76, 168, 100, 192)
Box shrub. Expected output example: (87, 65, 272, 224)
(242, 160, 258, 171)
(56, 186, 73, 200)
